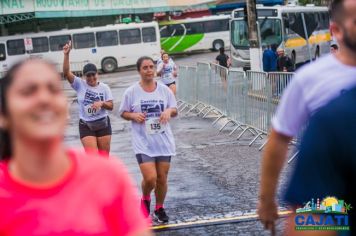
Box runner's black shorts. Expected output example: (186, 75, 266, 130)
(79, 116, 112, 139)
(136, 154, 171, 164)
(165, 81, 176, 87)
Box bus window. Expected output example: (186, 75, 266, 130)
(221, 19, 229, 31)
(161, 24, 185, 37)
(282, 13, 291, 36)
(321, 12, 329, 29)
(170, 24, 185, 36)
(314, 12, 321, 30)
(96, 31, 118, 47)
(159, 24, 184, 37)
(204, 20, 229, 33)
(73, 33, 95, 49)
(185, 22, 204, 35)
(231, 18, 282, 48)
(32, 37, 49, 53)
(142, 27, 156, 43)
(259, 18, 282, 46)
(119, 29, 141, 45)
(160, 26, 172, 38)
(7, 39, 25, 56)
(231, 20, 249, 47)
(0, 44, 6, 61)
(286, 13, 303, 36)
(50, 35, 71, 51)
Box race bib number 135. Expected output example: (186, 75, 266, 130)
(145, 118, 165, 135)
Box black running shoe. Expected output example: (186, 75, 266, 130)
(141, 199, 150, 217)
(154, 207, 169, 223)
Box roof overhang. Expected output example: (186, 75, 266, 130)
(1, 0, 216, 21)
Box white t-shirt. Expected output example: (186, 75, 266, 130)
(272, 54, 356, 137)
(118, 82, 177, 157)
(71, 76, 113, 122)
(157, 60, 177, 85)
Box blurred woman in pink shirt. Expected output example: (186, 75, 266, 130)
(0, 58, 152, 236)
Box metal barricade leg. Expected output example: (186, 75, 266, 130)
(195, 103, 209, 114)
(178, 102, 187, 110)
(259, 139, 269, 151)
(186, 102, 202, 115)
(198, 106, 211, 117)
(248, 132, 264, 146)
(212, 114, 226, 125)
(219, 120, 236, 132)
(179, 103, 191, 112)
(229, 123, 244, 136)
(202, 107, 215, 118)
(236, 127, 252, 140)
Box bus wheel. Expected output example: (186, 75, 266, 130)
(212, 40, 224, 51)
(314, 46, 320, 60)
(102, 58, 117, 73)
(291, 51, 296, 71)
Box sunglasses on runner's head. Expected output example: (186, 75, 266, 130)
(86, 73, 96, 77)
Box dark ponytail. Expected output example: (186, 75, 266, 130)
(0, 60, 27, 160)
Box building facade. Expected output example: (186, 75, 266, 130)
(0, 0, 215, 36)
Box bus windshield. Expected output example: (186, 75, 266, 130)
(231, 19, 282, 48)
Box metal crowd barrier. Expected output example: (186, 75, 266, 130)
(267, 72, 294, 102)
(222, 69, 249, 135)
(191, 62, 211, 116)
(257, 72, 295, 151)
(209, 64, 229, 119)
(177, 66, 198, 112)
(186, 66, 198, 106)
(242, 71, 270, 144)
(226, 69, 247, 124)
(177, 66, 188, 109)
(177, 62, 299, 162)
(196, 62, 211, 106)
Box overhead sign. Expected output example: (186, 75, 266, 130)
(0, 0, 215, 15)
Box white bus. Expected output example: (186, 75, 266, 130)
(230, 5, 331, 69)
(159, 15, 230, 54)
(0, 22, 161, 75)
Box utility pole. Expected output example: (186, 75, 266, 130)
(246, 0, 262, 71)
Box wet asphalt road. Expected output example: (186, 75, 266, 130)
(63, 52, 295, 235)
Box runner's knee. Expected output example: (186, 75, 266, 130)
(156, 175, 167, 186)
(144, 176, 157, 188)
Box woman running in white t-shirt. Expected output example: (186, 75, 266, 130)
(119, 56, 177, 223)
(63, 41, 113, 155)
(156, 53, 178, 96)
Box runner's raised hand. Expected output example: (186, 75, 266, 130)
(63, 41, 71, 55)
